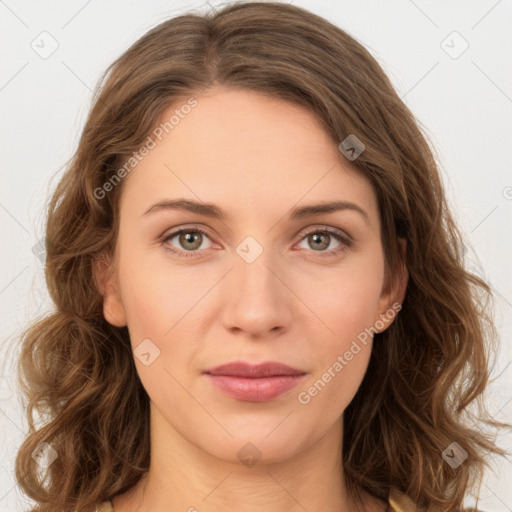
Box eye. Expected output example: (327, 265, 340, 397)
(295, 227, 351, 257)
(160, 225, 352, 259)
(161, 226, 214, 258)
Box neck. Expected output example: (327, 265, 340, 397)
(112, 404, 375, 512)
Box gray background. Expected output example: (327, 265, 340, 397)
(1, 0, 511, 510)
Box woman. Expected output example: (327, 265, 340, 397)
(15, 2, 508, 511)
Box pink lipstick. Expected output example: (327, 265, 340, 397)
(204, 361, 306, 402)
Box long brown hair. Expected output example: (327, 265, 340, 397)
(15, 2, 509, 511)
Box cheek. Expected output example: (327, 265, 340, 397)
(295, 247, 385, 341)
(293, 249, 384, 408)
(117, 244, 211, 342)
(116, 251, 203, 403)
(296, 281, 376, 420)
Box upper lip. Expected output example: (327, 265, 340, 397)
(204, 361, 305, 378)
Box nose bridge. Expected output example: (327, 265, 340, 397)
(232, 235, 283, 301)
(221, 235, 292, 335)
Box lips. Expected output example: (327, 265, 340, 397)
(204, 361, 306, 402)
(204, 361, 305, 378)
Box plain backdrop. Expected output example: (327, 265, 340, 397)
(1, 0, 511, 510)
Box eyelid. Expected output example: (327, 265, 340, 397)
(160, 223, 214, 239)
(297, 224, 352, 241)
(160, 223, 352, 242)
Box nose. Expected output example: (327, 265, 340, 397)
(220, 245, 293, 339)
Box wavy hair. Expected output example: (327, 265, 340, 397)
(15, 2, 509, 511)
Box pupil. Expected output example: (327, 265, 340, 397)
(311, 233, 328, 250)
(182, 232, 200, 249)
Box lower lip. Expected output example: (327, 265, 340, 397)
(206, 374, 305, 402)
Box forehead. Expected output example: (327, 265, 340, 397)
(119, 87, 378, 226)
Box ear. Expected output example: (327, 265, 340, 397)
(94, 252, 127, 327)
(374, 238, 408, 333)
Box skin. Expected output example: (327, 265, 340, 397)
(98, 86, 408, 512)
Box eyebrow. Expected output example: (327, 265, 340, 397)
(142, 198, 370, 225)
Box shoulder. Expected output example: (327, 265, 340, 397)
(95, 501, 114, 512)
(388, 487, 489, 512)
(388, 487, 419, 511)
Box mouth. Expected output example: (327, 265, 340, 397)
(203, 361, 306, 402)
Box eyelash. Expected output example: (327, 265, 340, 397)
(160, 224, 352, 259)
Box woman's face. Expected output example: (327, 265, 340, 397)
(101, 86, 405, 465)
